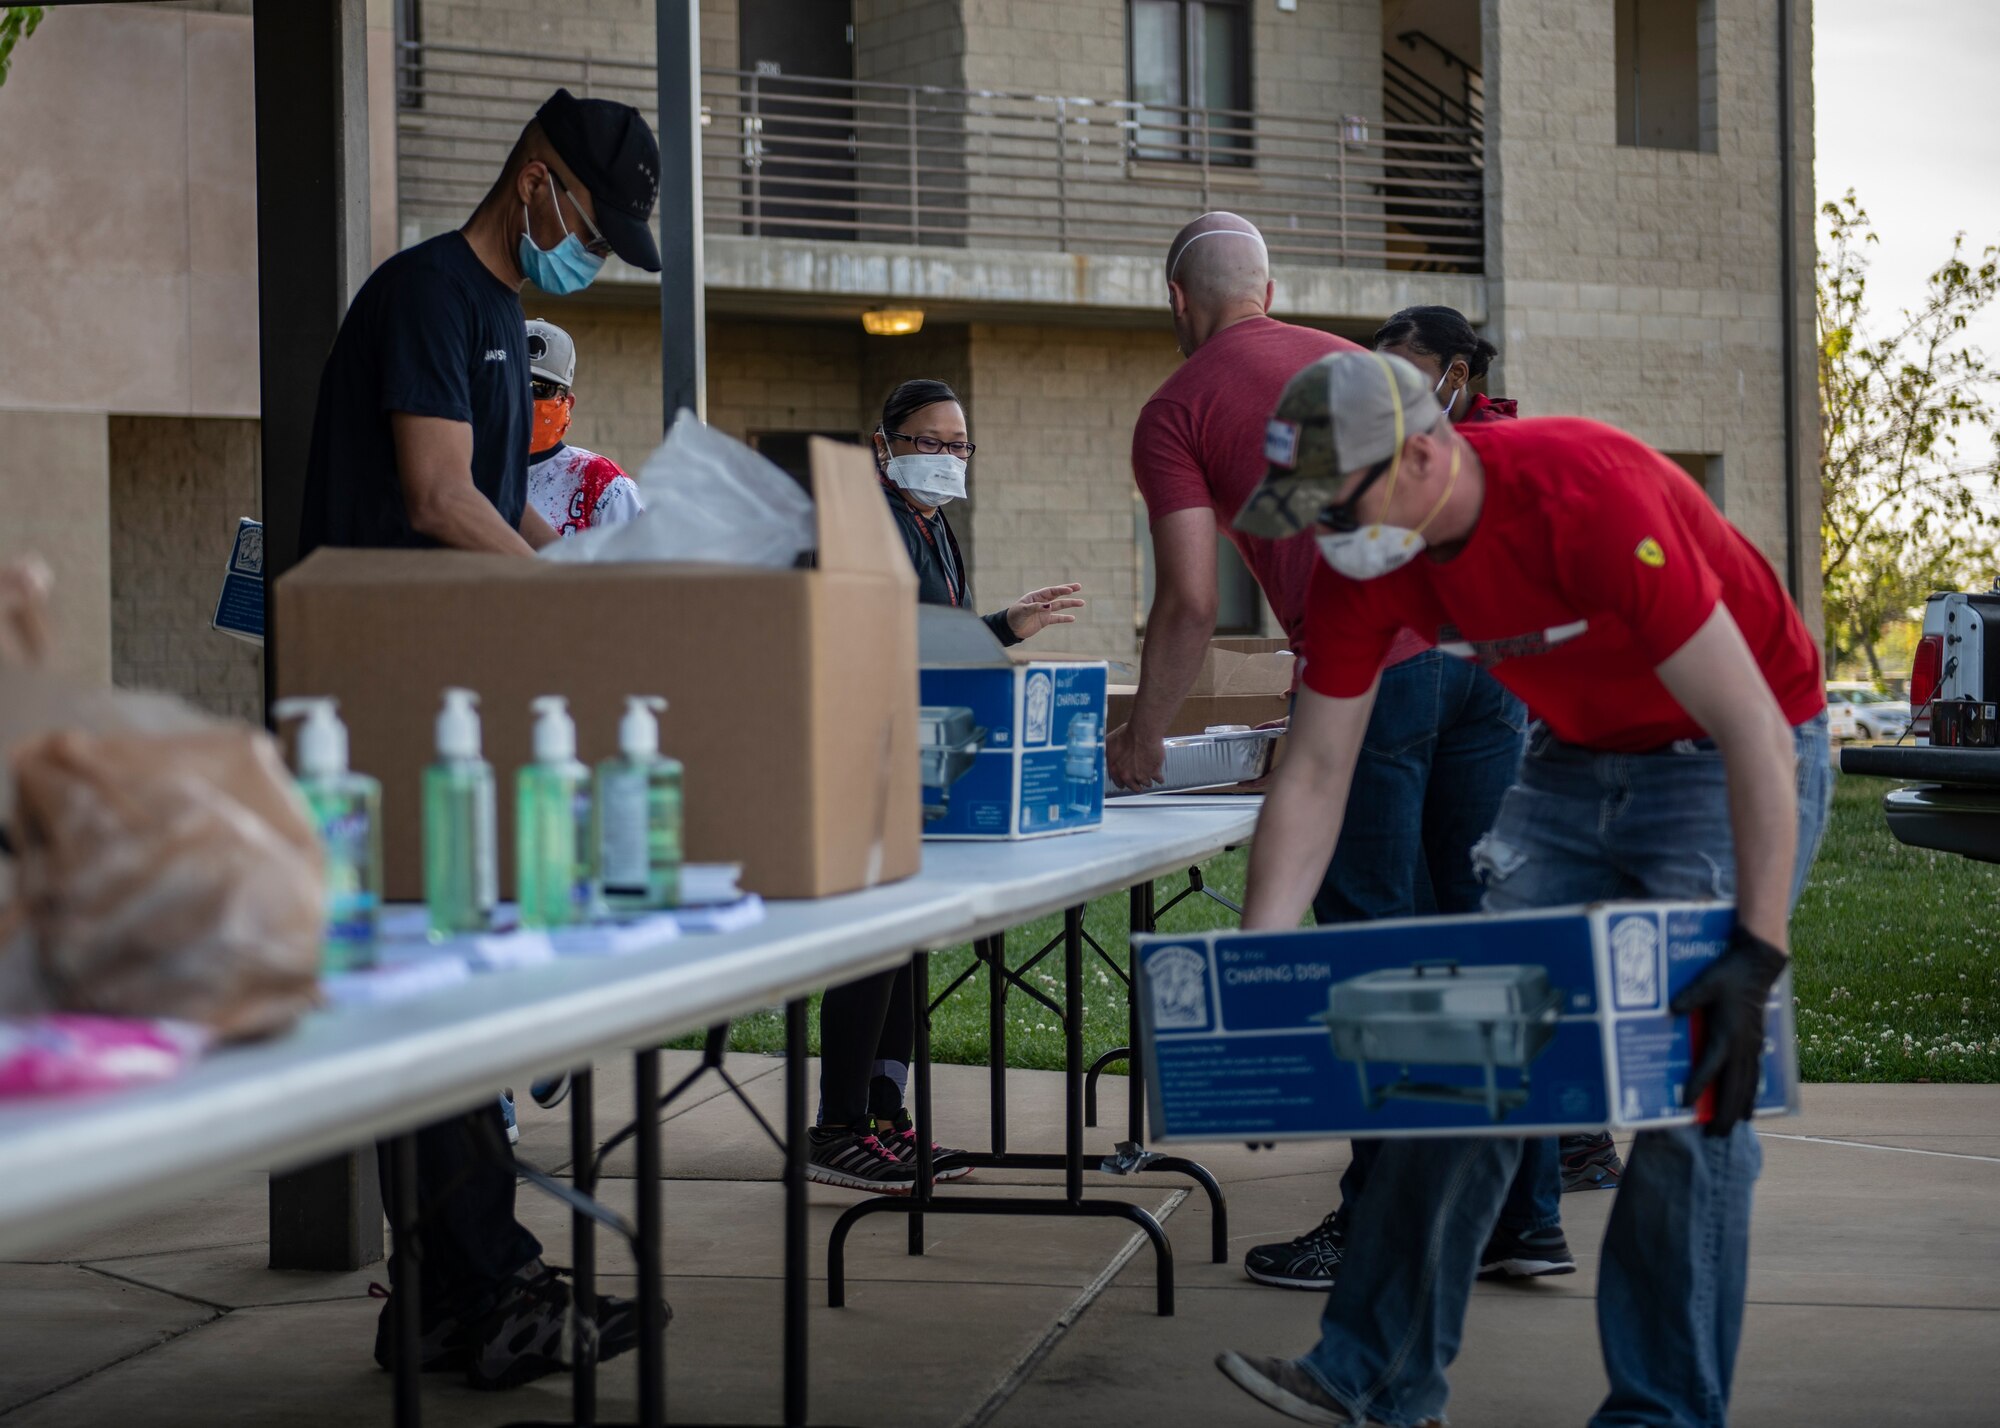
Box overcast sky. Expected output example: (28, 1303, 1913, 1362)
(1815, 1, 2000, 344)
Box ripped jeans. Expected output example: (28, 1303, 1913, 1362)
(1297, 715, 1831, 1428)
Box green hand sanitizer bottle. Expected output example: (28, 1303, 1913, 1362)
(273, 696, 382, 973)
(517, 695, 596, 929)
(424, 687, 496, 939)
(596, 695, 683, 912)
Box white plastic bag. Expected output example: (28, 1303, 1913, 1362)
(539, 409, 816, 568)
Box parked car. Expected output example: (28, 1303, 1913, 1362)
(1825, 683, 1911, 741)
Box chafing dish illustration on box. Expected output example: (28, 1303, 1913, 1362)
(1313, 960, 1563, 1122)
(919, 705, 987, 822)
(1105, 726, 1281, 797)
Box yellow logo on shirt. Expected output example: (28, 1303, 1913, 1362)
(1635, 537, 1666, 569)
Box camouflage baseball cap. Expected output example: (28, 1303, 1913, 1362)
(1232, 351, 1445, 539)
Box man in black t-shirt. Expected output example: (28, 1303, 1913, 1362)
(302, 89, 666, 1392)
(299, 86, 661, 560)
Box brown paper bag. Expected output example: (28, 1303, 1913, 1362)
(9, 726, 326, 1042)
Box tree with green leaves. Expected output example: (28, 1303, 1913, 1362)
(1819, 190, 2000, 682)
(0, 8, 44, 89)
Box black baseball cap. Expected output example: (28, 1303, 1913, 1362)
(536, 88, 662, 273)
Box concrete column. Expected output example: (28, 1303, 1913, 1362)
(0, 412, 111, 682)
(658, 0, 708, 423)
(251, 0, 382, 1272)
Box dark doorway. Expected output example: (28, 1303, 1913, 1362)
(751, 429, 860, 489)
(737, 1, 857, 239)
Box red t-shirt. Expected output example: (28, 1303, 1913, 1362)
(1299, 417, 1825, 751)
(1133, 317, 1425, 663)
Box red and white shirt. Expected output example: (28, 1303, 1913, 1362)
(1298, 417, 1824, 751)
(527, 444, 643, 537)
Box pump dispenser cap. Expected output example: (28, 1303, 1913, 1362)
(273, 696, 349, 779)
(531, 695, 577, 761)
(436, 687, 483, 760)
(619, 695, 667, 758)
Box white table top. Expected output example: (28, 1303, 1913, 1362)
(914, 799, 1261, 942)
(0, 798, 1260, 1255)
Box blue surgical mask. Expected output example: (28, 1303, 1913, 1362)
(518, 186, 604, 296)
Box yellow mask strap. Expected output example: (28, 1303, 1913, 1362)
(1366, 353, 1407, 527)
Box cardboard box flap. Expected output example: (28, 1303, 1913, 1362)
(810, 436, 916, 586)
(1191, 643, 1294, 696)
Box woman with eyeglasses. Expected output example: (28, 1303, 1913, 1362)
(805, 378, 1085, 1195)
(873, 378, 1085, 646)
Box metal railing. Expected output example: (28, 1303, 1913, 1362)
(396, 41, 1483, 273)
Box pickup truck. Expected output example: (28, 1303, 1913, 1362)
(1840, 744, 2000, 862)
(1841, 587, 2000, 861)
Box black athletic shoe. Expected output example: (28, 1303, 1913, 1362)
(877, 1110, 973, 1182)
(1478, 1224, 1577, 1279)
(806, 1124, 918, 1194)
(464, 1262, 665, 1392)
(1214, 1351, 1434, 1426)
(370, 1281, 478, 1374)
(1559, 1131, 1624, 1192)
(1243, 1210, 1345, 1290)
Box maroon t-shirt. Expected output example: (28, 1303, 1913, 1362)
(1131, 317, 1424, 665)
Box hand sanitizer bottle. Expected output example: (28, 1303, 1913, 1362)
(596, 695, 683, 912)
(273, 696, 382, 973)
(424, 687, 496, 939)
(517, 695, 595, 929)
(1064, 711, 1101, 816)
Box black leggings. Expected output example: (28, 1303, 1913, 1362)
(817, 963, 915, 1127)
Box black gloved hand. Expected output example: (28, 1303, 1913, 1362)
(1669, 926, 1788, 1137)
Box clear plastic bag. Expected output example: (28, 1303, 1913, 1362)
(538, 409, 817, 568)
(9, 727, 326, 1043)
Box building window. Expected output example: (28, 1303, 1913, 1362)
(1129, 0, 1252, 166)
(395, 0, 424, 111)
(1614, 0, 1713, 152)
(1136, 504, 1268, 636)
(1665, 451, 1724, 510)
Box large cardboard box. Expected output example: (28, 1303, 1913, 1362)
(1106, 636, 1294, 736)
(919, 608, 1107, 839)
(1135, 903, 1798, 1142)
(274, 438, 918, 901)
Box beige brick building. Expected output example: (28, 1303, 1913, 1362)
(0, 0, 1816, 704)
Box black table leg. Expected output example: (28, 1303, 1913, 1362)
(984, 933, 1007, 1155)
(910, 951, 932, 1256)
(386, 1132, 422, 1428)
(569, 1068, 597, 1428)
(634, 1051, 664, 1428)
(784, 1000, 808, 1427)
(1063, 908, 1085, 1205)
(1128, 880, 1153, 1143)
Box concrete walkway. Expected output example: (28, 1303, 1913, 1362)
(0, 1059, 1993, 1426)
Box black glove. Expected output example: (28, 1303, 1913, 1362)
(1669, 926, 1788, 1137)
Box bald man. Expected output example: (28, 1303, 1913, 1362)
(1112, 214, 1569, 1298)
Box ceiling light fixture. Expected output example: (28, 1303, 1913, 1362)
(861, 308, 925, 337)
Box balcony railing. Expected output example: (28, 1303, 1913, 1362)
(396, 41, 1483, 274)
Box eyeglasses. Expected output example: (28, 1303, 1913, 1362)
(531, 379, 571, 402)
(552, 174, 613, 261)
(1315, 458, 1394, 534)
(884, 430, 976, 459)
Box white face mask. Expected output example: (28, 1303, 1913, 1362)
(884, 451, 968, 508)
(1314, 442, 1460, 582)
(1433, 368, 1460, 419)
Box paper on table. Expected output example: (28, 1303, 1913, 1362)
(671, 894, 765, 934)
(680, 863, 744, 906)
(549, 913, 681, 959)
(323, 954, 472, 1006)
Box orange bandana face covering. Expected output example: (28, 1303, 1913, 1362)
(532, 394, 574, 453)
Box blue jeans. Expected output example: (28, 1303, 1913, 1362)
(1298, 715, 1832, 1428)
(1312, 653, 1559, 1234)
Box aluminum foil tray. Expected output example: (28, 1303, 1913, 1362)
(1106, 726, 1281, 797)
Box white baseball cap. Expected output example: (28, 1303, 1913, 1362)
(525, 319, 576, 388)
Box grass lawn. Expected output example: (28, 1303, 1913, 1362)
(684, 773, 2000, 1084)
